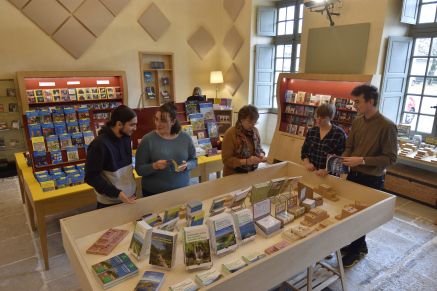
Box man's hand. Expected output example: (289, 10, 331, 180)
(247, 156, 262, 165)
(342, 157, 364, 167)
(153, 160, 168, 170)
(315, 169, 328, 177)
(119, 191, 136, 204)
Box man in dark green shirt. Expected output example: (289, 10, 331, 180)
(341, 84, 398, 268)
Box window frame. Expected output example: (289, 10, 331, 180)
(402, 0, 437, 137)
(271, 0, 304, 110)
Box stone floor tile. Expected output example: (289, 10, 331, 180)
(403, 238, 437, 282)
(394, 208, 418, 223)
(380, 217, 435, 244)
(43, 254, 75, 282)
(0, 198, 24, 218)
(45, 273, 81, 291)
(0, 212, 30, 243)
(394, 196, 412, 209)
(0, 233, 36, 266)
(34, 232, 65, 259)
(0, 256, 43, 291)
(369, 267, 437, 291)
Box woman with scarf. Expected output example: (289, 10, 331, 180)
(221, 105, 266, 176)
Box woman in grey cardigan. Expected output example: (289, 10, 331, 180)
(135, 102, 197, 196)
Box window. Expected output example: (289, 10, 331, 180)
(403, 37, 437, 134)
(418, 0, 437, 24)
(272, 0, 304, 108)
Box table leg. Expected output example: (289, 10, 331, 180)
(216, 171, 222, 179)
(336, 250, 347, 291)
(36, 207, 49, 270)
(307, 265, 313, 291)
(24, 194, 36, 231)
(17, 172, 25, 204)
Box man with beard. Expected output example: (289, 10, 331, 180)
(85, 105, 138, 208)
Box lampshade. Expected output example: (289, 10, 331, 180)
(210, 71, 224, 84)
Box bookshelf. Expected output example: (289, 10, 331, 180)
(16, 71, 127, 174)
(268, 73, 381, 164)
(139, 52, 175, 107)
(0, 77, 26, 169)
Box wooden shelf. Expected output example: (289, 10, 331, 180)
(28, 98, 123, 108)
(34, 158, 86, 172)
(143, 69, 173, 71)
(285, 102, 318, 107)
(284, 112, 313, 118)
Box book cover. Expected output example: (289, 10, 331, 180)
(134, 271, 165, 291)
(66, 146, 79, 162)
(50, 150, 63, 164)
(31, 136, 46, 152)
(169, 278, 199, 291)
(163, 206, 180, 223)
(222, 258, 247, 273)
(129, 220, 153, 261)
(229, 187, 251, 209)
(185, 101, 199, 116)
(326, 155, 349, 177)
(92, 253, 138, 289)
(79, 119, 91, 132)
(232, 208, 256, 242)
(210, 213, 237, 255)
(199, 103, 215, 120)
(190, 114, 205, 131)
(197, 138, 212, 152)
(149, 230, 177, 269)
(67, 121, 79, 134)
(250, 181, 271, 204)
(209, 197, 226, 215)
(41, 123, 55, 137)
(87, 229, 129, 256)
(206, 121, 219, 139)
(242, 251, 266, 264)
(142, 213, 163, 227)
(71, 132, 84, 148)
(64, 107, 77, 122)
(297, 126, 306, 136)
(33, 151, 48, 167)
(295, 91, 306, 103)
(54, 122, 67, 135)
(195, 268, 223, 287)
(46, 135, 60, 152)
(187, 210, 205, 227)
(59, 134, 72, 150)
(183, 225, 212, 270)
(181, 125, 194, 136)
(83, 131, 95, 146)
(28, 124, 42, 137)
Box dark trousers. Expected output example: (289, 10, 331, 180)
(345, 171, 385, 254)
(96, 202, 121, 209)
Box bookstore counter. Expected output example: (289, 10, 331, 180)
(61, 161, 395, 291)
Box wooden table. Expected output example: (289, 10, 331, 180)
(15, 152, 224, 270)
(61, 162, 395, 291)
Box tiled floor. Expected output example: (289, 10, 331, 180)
(0, 174, 436, 291)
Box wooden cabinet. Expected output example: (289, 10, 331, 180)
(139, 52, 175, 107)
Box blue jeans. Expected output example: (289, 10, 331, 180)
(345, 171, 385, 253)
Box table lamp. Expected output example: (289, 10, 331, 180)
(210, 71, 223, 99)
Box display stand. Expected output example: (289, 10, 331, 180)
(214, 109, 233, 136)
(0, 76, 27, 173)
(61, 161, 395, 291)
(139, 52, 175, 107)
(268, 73, 380, 165)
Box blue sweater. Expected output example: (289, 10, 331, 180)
(135, 131, 197, 195)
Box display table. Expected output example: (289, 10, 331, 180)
(15, 152, 224, 270)
(61, 162, 395, 291)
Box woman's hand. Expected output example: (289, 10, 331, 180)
(247, 156, 262, 165)
(118, 192, 136, 204)
(258, 153, 267, 163)
(315, 169, 328, 177)
(178, 161, 188, 172)
(153, 160, 168, 170)
(303, 159, 316, 172)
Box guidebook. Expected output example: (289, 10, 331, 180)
(91, 253, 138, 289)
(86, 229, 129, 256)
(149, 229, 177, 269)
(134, 271, 165, 291)
(232, 208, 256, 243)
(129, 220, 153, 261)
(208, 212, 238, 255)
(183, 225, 212, 270)
(326, 155, 349, 177)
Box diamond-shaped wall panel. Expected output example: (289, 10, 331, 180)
(52, 17, 96, 58)
(187, 27, 215, 60)
(74, 0, 114, 37)
(22, 0, 70, 35)
(225, 63, 243, 96)
(58, 0, 84, 12)
(138, 2, 171, 41)
(223, 0, 245, 22)
(8, 0, 30, 9)
(223, 26, 244, 60)
(100, 0, 130, 16)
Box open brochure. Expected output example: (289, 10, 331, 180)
(326, 155, 349, 177)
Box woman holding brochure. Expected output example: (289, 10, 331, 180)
(136, 102, 197, 196)
(301, 103, 347, 176)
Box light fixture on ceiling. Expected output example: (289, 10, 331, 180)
(304, 0, 342, 27)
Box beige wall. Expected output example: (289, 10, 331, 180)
(0, 0, 224, 108)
